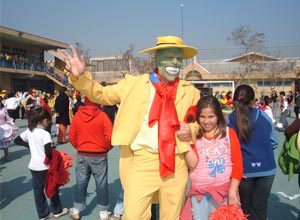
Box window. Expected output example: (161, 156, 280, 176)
(257, 81, 291, 87)
(103, 60, 109, 71)
(2, 46, 10, 52)
(97, 61, 104, 71)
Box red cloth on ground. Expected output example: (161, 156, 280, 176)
(149, 70, 180, 178)
(44, 149, 72, 198)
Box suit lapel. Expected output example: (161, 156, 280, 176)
(175, 80, 187, 105)
(133, 74, 150, 116)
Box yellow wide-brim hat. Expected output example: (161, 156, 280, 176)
(139, 36, 198, 59)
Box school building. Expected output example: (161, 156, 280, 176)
(183, 52, 300, 96)
(89, 52, 300, 97)
(0, 26, 70, 94)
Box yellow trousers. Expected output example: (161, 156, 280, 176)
(119, 147, 188, 220)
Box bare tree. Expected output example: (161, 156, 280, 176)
(132, 56, 155, 74)
(120, 44, 134, 76)
(74, 42, 91, 64)
(228, 25, 265, 85)
(268, 59, 296, 89)
(120, 44, 154, 76)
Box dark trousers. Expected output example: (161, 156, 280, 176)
(151, 204, 159, 220)
(21, 106, 25, 119)
(239, 175, 275, 220)
(295, 107, 299, 118)
(30, 170, 62, 218)
(7, 109, 17, 122)
(279, 109, 289, 129)
(45, 121, 52, 135)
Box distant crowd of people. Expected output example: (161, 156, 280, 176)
(0, 51, 48, 72)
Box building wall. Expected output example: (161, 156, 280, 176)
(90, 57, 131, 83)
(0, 72, 55, 93)
(1, 27, 70, 94)
(183, 59, 299, 97)
(0, 73, 11, 91)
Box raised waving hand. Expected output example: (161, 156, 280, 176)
(59, 46, 86, 77)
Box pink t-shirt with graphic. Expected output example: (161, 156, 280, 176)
(190, 128, 234, 187)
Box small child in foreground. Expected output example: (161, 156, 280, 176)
(14, 106, 68, 219)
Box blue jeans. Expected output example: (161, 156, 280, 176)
(30, 170, 63, 219)
(74, 155, 109, 212)
(113, 189, 124, 216)
(112, 188, 159, 219)
(279, 109, 289, 129)
(191, 194, 224, 220)
(239, 175, 275, 220)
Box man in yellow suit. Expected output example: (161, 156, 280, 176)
(62, 36, 200, 220)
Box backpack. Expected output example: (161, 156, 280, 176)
(278, 133, 300, 180)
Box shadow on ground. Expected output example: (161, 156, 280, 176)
(268, 193, 300, 220)
(0, 176, 32, 210)
(58, 178, 122, 218)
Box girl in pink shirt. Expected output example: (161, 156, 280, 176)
(181, 95, 243, 220)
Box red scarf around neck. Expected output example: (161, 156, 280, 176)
(149, 69, 180, 178)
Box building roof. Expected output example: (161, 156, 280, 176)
(226, 52, 279, 62)
(0, 26, 69, 50)
(183, 62, 211, 80)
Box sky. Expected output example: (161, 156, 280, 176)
(1, 0, 300, 59)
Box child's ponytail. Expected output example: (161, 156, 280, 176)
(232, 85, 255, 143)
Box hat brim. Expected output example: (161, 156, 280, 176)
(139, 45, 197, 59)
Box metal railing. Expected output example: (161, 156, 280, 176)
(0, 59, 71, 87)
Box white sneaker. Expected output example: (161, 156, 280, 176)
(69, 207, 80, 220)
(98, 210, 109, 220)
(53, 208, 68, 218)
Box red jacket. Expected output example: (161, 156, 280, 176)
(40, 98, 51, 114)
(69, 105, 113, 154)
(44, 149, 72, 198)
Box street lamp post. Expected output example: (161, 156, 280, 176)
(180, 2, 186, 79)
(180, 3, 184, 39)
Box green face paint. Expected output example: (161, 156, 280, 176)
(155, 48, 183, 82)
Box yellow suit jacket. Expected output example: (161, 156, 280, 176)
(71, 71, 200, 190)
(70, 71, 200, 153)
